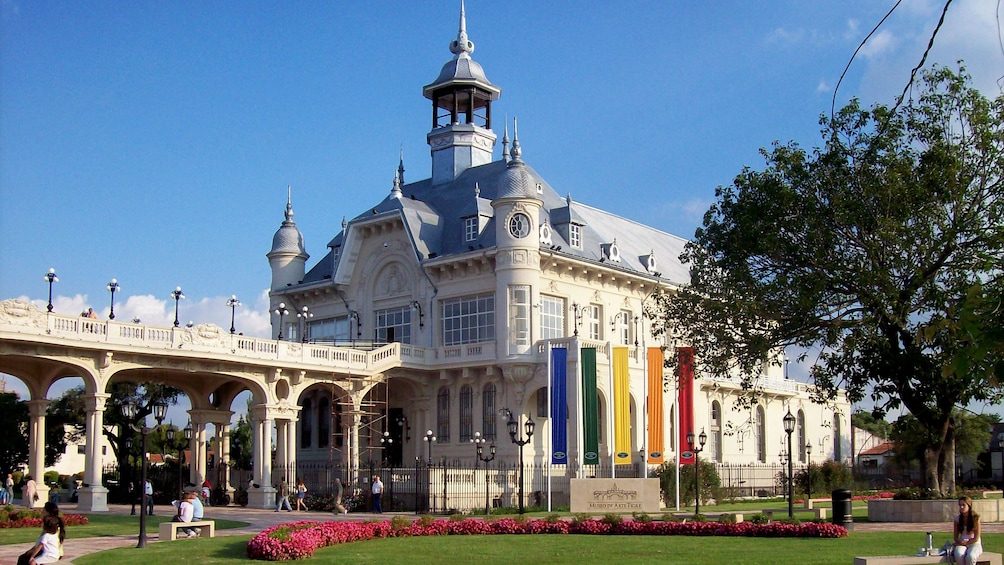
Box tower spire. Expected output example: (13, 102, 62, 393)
(502, 118, 511, 163)
(450, 0, 474, 57)
(510, 117, 522, 162)
(397, 145, 405, 184)
(285, 184, 294, 221)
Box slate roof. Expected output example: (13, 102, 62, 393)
(303, 156, 691, 287)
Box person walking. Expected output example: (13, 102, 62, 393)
(2, 473, 13, 505)
(332, 477, 347, 515)
(24, 476, 37, 508)
(275, 477, 292, 512)
(294, 478, 307, 511)
(371, 475, 383, 514)
(144, 479, 154, 515)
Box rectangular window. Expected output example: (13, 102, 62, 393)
(540, 295, 565, 339)
(509, 285, 530, 351)
(616, 311, 631, 345)
(442, 294, 495, 346)
(459, 385, 473, 442)
(77, 445, 86, 455)
(536, 388, 548, 418)
(570, 224, 582, 249)
(375, 306, 412, 344)
(482, 383, 497, 441)
(437, 387, 451, 443)
(464, 217, 478, 242)
(307, 317, 351, 345)
(588, 304, 602, 340)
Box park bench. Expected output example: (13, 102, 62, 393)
(762, 507, 827, 520)
(158, 520, 215, 541)
(853, 551, 1002, 565)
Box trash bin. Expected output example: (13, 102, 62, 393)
(831, 488, 853, 531)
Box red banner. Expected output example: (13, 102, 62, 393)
(677, 347, 696, 465)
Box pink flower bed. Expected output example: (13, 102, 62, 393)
(0, 512, 89, 529)
(247, 518, 848, 561)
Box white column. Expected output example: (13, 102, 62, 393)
(26, 400, 50, 509)
(77, 394, 110, 511)
(286, 417, 297, 483)
(220, 422, 232, 492)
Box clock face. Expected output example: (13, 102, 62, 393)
(509, 213, 531, 239)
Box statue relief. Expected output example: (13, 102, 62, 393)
(377, 264, 409, 297)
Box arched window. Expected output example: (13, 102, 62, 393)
(797, 410, 806, 463)
(318, 397, 330, 448)
(437, 387, 451, 443)
(482, 383, 497, 441)
(459, 385, 473, 442)
(833, 414, 842, 461)
(301, 398, 313, 449)
(710, 401, 722, 462)
(755, 405, 766, 463)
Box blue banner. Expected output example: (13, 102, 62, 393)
(550, 346, 568, 464)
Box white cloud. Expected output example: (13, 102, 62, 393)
(858, 29, 897, 59)
(767, 27, 806, 44)
(816, 79, 831, 93)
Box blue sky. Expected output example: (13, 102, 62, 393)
(2, 1, 1002, 419)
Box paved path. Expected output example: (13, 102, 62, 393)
(4, 504, 1003, 564)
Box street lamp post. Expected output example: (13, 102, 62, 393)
(783, 410, 796, 518)
(106, 279, 120, 320)
(274, 303, 289, 340)
(43, 269, 58, 312)
(472, 431, 496, 515)
(170, 287, 185, 327)
(121, 400, 169, 548)
(227, 295, 241, 334)
(805, 442, 813, 504)
(423, 429, 436, 514)
(166, 423, 193, 500)
(505, 409, 535, 514)
(297, 305, 313, 342)
(687, 429, 707, 516)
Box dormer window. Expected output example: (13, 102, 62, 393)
(570, 224, 582, 249)
(602, 239, 621, 262)
(464, 217, 478, 242)
(644, 250, 658, 273)
(539, 221, 552, 246)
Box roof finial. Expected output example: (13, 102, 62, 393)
(502, 118, 511, 163)
(566, 193, 572, 205)
(398, 145, 405, 184)
(285, 185, 294, 221)
(341, 216, 347, 230)
(474, 182, 481, 198)
(391, 168, 403, 199)
(449, 0, 474, 57)
(509, 117, 522, 162)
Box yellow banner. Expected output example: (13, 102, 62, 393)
(613, 347, 631, 464)
(647, 347, 665, 464)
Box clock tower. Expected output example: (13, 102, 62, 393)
(492, 126, 543, 357)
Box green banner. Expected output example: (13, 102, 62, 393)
(581, 347, 600, 465)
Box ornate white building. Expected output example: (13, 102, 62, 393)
(267, 4, 851, 480)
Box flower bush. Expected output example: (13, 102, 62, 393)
(0, 507, 89, 529)
(247, 516, 848, 561)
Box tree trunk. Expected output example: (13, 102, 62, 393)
(939, 427, 956, 496)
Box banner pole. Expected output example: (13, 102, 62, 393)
(547, 341, 552, 513)
(608, 341, 615, 479)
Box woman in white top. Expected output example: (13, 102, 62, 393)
(953, 496, 983, 565)
(171, 492, 198, 538)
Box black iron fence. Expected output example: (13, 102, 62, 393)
(99, 459, 812, 512)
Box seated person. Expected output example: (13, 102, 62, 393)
(170, 492, 198, 538)
(17, 515, 60, 565)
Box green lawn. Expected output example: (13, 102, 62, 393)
(72, 532, 1003, 565)
(0, 514, 249, 545)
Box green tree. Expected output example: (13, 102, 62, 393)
(0, 392, 29, 474)
(647, 66, 1004, 496)
(851, 411, 892, 440)
(46, 382, 183, 476)
(652, 460, 721, 509)
(891, 410, 997, 470)
(230, 412, 253, 470)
